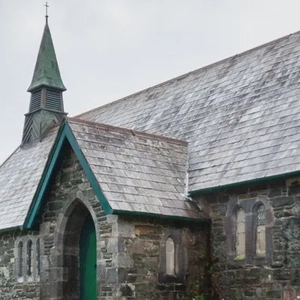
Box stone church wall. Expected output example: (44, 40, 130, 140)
(196, 177, 300, 300)
(0, 230, 40, 300)
(37, 143, 210, 300)
(111, 215, 211, 300)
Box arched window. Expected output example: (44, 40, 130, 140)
(166, 237, 175, 275)
(27, 240, 33, 276)
(36, 238, 40, 276)
(256, 204, 266, 256)
(18, 241, 23, 277)
(235, 208, 245, 259)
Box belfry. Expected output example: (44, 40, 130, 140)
(22, 13, 66, 144)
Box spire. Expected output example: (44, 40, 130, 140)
(22, 15, 67, 145)
(27, 21, 66, 92)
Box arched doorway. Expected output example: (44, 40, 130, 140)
(61, 201, 97, 300)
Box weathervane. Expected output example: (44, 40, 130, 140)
(45, 2, 49, 23)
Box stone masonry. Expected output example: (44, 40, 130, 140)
(37, 142, 210, 300)
(196, 177, 300, 300)
(0, 230, 40, 300)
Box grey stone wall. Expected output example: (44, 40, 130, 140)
(110, 216, 211, 300)
(196, 177, 300, 300)
(38, 143, 210, 300)
(0, 230, 40, 300)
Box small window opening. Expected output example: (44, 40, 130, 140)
(166, 237, 175, 275)
(18, 241, 23, 277)
(27, 240, 33, 276)
(235, 208, 245, 259)
(256, 205, 266, 256)
(36, 238, 40, 276)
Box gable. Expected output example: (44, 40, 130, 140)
(68, 119, 204, 220)
(24, 119, 207, 230)
(78, 31, 300, 193)
(24, 121, 111, 229)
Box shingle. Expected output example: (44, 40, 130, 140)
(68, 119, 204, 220)
(0, 127, 58, 230)
(77, 31, 300, 191)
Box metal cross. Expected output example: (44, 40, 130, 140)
(45, 2, 49, 17)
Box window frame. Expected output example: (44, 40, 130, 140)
(253, 203, 267, 257)
(225, 195, 274, 265)
(235, 207, 246, 260)
(15, 236, 41, 282)
(165, 237, 176, 276)
(159, 229, 188, 284)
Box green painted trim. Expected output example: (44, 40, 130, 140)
(113, 209, 209, 223)
(24, 121, 112, 230)
(24, 123, 67, 229)
(190, 170, 300, 196)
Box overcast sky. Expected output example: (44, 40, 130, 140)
(1, 0, 300, 164)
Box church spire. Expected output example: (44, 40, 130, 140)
(22, 15, 67, 144)
(27, 19, 66, 92)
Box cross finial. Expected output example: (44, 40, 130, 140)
(45, 2, 49, 24)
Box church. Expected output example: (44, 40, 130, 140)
(1, 15, 300, 300)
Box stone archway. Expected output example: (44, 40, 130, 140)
(59, 200, 97, 300)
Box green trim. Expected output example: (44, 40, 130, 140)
(113, 209, 209, 223)
(24, 123, 66, 229)
(190, 170, 300, 196)
(24, 121, 112, 230)
(24, 120, 213, 230)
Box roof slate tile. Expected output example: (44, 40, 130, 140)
(68, 119, 205, 220)
(77, 33, 300, 191)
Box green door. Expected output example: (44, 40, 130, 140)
(80, 214, 97, 300)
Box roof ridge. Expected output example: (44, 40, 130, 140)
(67, 117, 188, 146)
(76, 30, 298, 119)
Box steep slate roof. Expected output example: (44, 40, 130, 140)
(68, 118, 203, 219)
(27, 22, 66, 92)
(78, 31, 300, 192)
(0, 127, 58, 230)
(0, 118, 204, 231)
(3, 30, 300, 230)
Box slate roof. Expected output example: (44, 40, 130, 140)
(0, 118, 204, 230)
(2, 30, 300, 230)
(0, 127, 58, 230)
(78, 31, 300, 192)
(68, 118, 203, 219)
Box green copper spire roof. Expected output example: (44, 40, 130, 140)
(27, 21, 66, 92)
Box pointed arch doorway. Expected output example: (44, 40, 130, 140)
(60, 200, 97, 300)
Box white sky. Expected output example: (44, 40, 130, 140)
(1, 0, 300, 165)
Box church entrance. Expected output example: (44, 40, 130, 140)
(58, 200, 98, 300)
(79, 214, 97, 300)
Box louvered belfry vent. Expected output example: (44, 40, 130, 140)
(29, 90, 41, 112)
(45, 90, 62, 111)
